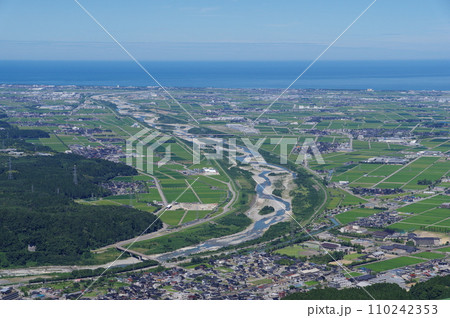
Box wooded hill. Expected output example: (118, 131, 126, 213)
(283, 275, 450, 300)
(0, 123, 162, 267)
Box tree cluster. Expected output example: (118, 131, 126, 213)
(0, 152, 162, 267)
(284, 275, 450, 300)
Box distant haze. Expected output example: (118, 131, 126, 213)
(0, 0, 449, 61)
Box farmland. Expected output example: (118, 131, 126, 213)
(275, 245, 307, 257)
(413, 252, 445, 260)
(389, 195, 450, 232)
(335, 208, 381, 224)
(1, 84, 449, 301)
(331, 157, 450, 190)
(357, 257, 426, 273)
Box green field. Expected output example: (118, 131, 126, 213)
(305, 280, 319, 286)
(436, 246, 450, 253)
(182, 210, 210, 223)
(382, 157, 439, 184)
(343, 253, 365, 260)
(357, 256, 425, 273)
(335, 208, 381, 224)
(325, 188, 367, 209)
(413, 252, 445, 260)
(325, 148, 448, 190)
(159, 209, 186, 226)
(250, 278, 273, 285)
(275, 244, 307, 257)
(390, 203, 450, 233)
(80, 248, 126, 265)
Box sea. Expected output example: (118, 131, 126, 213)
(0, 60, 450, 90)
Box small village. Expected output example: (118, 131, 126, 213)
(6, 248, 448, 300)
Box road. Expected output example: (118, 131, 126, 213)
(98, 170, 238, 251)
(140, 171, 168, 206)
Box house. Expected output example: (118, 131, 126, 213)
(350, 239, 373, 247)
(351, 274, 376, 282)
(364, 157, 408, 165)
(371, 251, 385, 259)
(372, 231, 391, 240)
(202, 167, 219, 175)
(380, 244, 417, 254)
(329, 276, 352, 289)
(0, 288, 19, 300)
(340, 225, 367, 234)
(413, 237, 441, 247)
(299, 268, 320, 275)
(317, 232, 335, 241)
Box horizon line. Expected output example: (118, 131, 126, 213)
(1, 59, 450, 62)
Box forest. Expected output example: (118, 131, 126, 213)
(0, 120, 51, 152)
(0, 140, 162, 267)
(290, 169, 322, 222)
(0, 120, 50, 139)
(283, 275, 450, 300)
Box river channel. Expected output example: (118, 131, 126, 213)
(155, 163, 294, 262)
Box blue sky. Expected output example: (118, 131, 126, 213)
(0, 0, 449, 60)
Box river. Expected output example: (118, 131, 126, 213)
(155, 161, 294, 262)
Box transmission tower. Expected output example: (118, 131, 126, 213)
(290, 217, 296, 237)
(7, 157, 12, 180)
(129, 191, 133, 206)
(73, 165, 78, 185)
